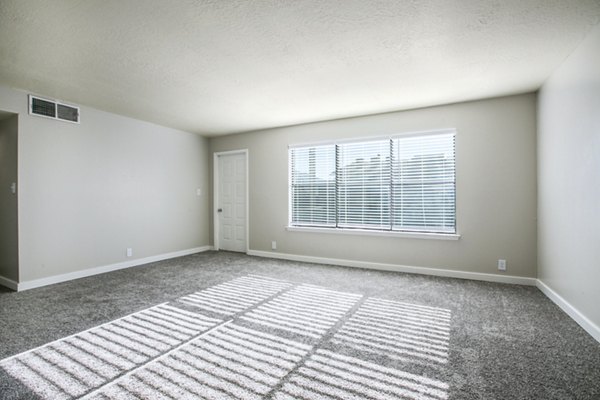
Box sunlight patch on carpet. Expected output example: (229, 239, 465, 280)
(0, 304, 222, 399)
(273, 349, 449, 400)
(85, 323, 310, 400)
(1, 276, 452, 399)
(240, 284, 362, 338)
(178, 275, 292, 315)
(332, 297, 451, 365)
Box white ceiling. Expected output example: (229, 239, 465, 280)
(1, 1, 599, 136)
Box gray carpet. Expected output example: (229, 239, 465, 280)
(0, 251, 598, 399)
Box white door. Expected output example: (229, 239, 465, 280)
(217, 152, 247, 252)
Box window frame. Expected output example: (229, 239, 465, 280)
(288, 129, 459, 240)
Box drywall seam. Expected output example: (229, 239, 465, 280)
(247, 249, 537, 286)
(536, 279, 600, 343)
(16, 246, 213, 292)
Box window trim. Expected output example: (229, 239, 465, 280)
(288, 128, 456, 149)
(286, 225, 460, 240)
(288, 128, 458, 239)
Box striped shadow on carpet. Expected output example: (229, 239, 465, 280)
(273, 349, 449, 400)
(0, 275, 452, 400)
(85, 323, 311, 399)
(332, 297, 451, 365)
(0, 304, 223, 399)
(178, 275, 293, 316)
(240, 284, 362, 338)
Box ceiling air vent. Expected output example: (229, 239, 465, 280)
(29, 95, 80, 124)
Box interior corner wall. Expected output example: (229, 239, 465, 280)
(0, 114, 19, 282)
(210, 93, 538, 278)
(537, 24, 600, 330)
(0, 85, 210, 284)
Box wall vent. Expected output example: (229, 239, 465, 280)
(29, 95, 80, 123)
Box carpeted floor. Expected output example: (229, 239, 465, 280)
(0, 251, 598, 399)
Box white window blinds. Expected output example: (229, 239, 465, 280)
(289, 130, 456, 234)
(290, 144, 336, 227)
(337, 139, 391, 229)
(392, 133, 455, 233)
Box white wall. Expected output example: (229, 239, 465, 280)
(0, 114, 18, 282)
(210, 93, 538, 278)
(538, 23, 600, 335)
(0, 85, 210, 284)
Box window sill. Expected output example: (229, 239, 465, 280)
(285, 226, 461, 240)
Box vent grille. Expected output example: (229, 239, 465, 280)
(29, 95, 80, 123)
(31, 97, 56, 118)
(57, 103, 79, 122)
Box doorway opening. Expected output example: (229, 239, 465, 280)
(0, 111, 19, 289)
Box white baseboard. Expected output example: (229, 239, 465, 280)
(246, 250, 597, 343)
(536, 279, 600, 343)
(16, 246, 213, 292)
(0, 275, 18, 290)
(247, 250, 537, 286)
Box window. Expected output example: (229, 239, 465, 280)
(337, 139, 391, 230)
(289, 130, 456, 235)
(290, 144, 336, 227)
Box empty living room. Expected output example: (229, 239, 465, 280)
(1, 1, 599, 399)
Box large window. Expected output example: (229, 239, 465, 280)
(289, 130, 456, 234)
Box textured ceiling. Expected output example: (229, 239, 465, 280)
(1, 1, 599, 136)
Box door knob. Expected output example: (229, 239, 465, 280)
(217, 208, 223, 212)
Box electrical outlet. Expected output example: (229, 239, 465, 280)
(196, 188, 202, 196)
(127, 248, 133, 257)
(498, 259, 506, 271)
(271, 241, 277, 250)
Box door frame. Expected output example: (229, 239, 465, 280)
(213, 149, 249, 253)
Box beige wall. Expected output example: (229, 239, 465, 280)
(0, 85, 210, 283)
(210, 93, 538, 277)
(538, 24, 600, 329)
(0, 114, 19, 281)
